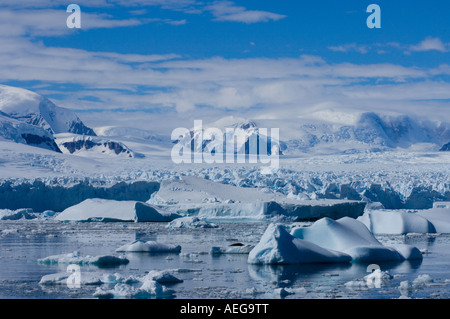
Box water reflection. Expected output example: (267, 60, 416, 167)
(248, 258, 423, 288)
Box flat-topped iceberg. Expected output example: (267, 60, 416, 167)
(148, 176, 366, 221)
(115, 240, 181, 253)
(55, 198, 181, 222)
(248, 223, 352, 265)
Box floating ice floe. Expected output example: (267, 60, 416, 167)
(93, 272, 177, 299)
(345, 269, 393, 290)
(247, 223, 352, 265)
(115, 240, 181, 253)
(166, 216, 219, 229)
(37, 251, 129, 267)
(39, 271, 104, 286)
(399, 274, 434, 298)
(358, 207, 450, 234)
(291, 217, 422, 262)
(94, 281, 174, 299)
(55, 198, 181, 222)
(210, 243, 255, 255)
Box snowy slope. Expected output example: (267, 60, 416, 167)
(0, 112, 61, 152)
(0, 84, 95, 136)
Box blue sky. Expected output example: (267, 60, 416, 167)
(0, 0, 449, 132)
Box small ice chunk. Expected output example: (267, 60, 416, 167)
(144, 270, 183, 284)
(115, 240, 181, 253)
(0, 208, 36, 220)
(412, 274, 433, 289)
(93, 279, 175, 299)
(211, 243, 254, 255)
(166, 216, 219, 229)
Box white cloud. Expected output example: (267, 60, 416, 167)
(409, 37, 448, 52)
(206, 1, 286, 23)
(0, 36, 448, 127)
(329, 38, 450, 55)
(328, 43, 369, 54)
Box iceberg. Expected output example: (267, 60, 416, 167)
(357, 210, 435, 234)
(247, 223, 352, 265)
(358, 208, 450, 234)
(149, 176, 366, 221)
(417, 208, 450, 233)
(115, 240, 181, 253)
(291, 217, 413, 262)
(55, 198, 181, 222)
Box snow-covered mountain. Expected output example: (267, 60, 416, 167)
(0, 112, 61, 152)
(176, 116, 285, 156)
(282, 111, 450, 154)
(55, 134, 136, 158)
(0, 85, 95, 136)
(0, 85, 141, 158)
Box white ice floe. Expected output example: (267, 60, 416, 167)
(55, 198, 181, 222)
(358, 207, 450, 234)
(247, 223, 352, 265)
(166, 216, 219, 229)
(37, 251, 129, 267)
(115, 240, 181, 253)
(211, 243, 255, 255)
(290, 217, 421, 262)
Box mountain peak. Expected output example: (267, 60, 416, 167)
(0, 84, 95, 136)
